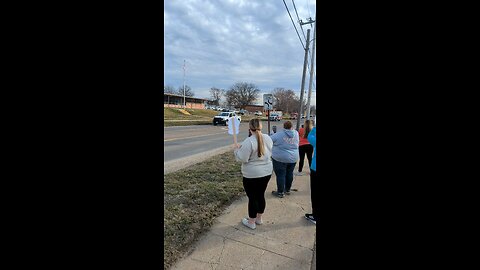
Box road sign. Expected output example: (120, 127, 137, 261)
(263, 94, 273, 110)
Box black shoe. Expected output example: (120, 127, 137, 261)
(285, 188, 298, 195)
(271, 190, 285, 198)
(305, 214, 316, 224)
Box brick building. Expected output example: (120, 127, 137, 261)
(243, 105, 265, 113)
(164, 93, 209, 109)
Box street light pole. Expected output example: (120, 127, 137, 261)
(183, 60, 186, 108)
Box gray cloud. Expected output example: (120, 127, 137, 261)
(164, 0, 316, 104)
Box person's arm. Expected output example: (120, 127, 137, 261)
(270, 132, 278, 143)
(307, 127, 316, 147)
(234, 139, 252, 163)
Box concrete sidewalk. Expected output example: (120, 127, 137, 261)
(170, 166, 316, 270)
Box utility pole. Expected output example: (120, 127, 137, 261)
(296, 29, 310, 131)
(183, 60, 186, 108)
(306, 20, 316, 120)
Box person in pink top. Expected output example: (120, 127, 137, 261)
(295, 120, 314, 176)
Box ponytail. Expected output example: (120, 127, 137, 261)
(255, 130, 264, 157)
(249, 119, 264, 158)
(304, 120, 312, 138)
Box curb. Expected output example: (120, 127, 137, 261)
(164, 145, 233, 175)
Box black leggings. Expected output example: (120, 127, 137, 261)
(298, 144, 313, 172)
(310, 169, 318, 220)
(242, 175, 272, 218)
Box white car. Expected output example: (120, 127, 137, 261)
(269, 113, 281, 121)
(213, 112, 241, 126)
(254, 111, 263, 116)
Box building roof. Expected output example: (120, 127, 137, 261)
(163, 93, 209, 101)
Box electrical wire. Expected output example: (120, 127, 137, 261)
(292, 0, 307, 43)
(306, 0, 312, 23)
(282, 0, 305, 50)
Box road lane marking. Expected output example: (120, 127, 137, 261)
(164, 132, 229, 142)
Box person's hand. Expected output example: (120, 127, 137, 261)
(233, 143, 241, 150)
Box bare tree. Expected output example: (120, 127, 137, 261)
(272, 88, 299, 114)
(225, 82, 260, 109)
(209, 87, 225, 106)
(164, 85, 176, 94)
(177, 85, 195, 97)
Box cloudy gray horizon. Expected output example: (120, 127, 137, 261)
(164, 0, 316, 105)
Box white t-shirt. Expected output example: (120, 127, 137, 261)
(234, 133, 273, 178)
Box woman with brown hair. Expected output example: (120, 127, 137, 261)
(270, 120, 300, 198)
(234, 119, 273, 230)
(295, 120, 314, 176)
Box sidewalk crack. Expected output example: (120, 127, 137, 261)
(216, 221, 314, 249)
(212, 236, 227, 270)
(211, 232, 310, 264)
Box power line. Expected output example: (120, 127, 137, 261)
(282, 0, 305, 50)
(306, 0, 312, 22)
(292, 0, 307, 42)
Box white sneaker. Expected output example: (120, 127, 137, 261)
(242, 218, 256, 229)
(255, 218, 263, 225)
(294, 171, 304, 176)
(305, 214, 316, 224)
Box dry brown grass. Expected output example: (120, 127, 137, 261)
(164, 152, 244, 269)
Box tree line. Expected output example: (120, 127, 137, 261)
(164, 85, 195, 97)
(164, 82, 314, 114)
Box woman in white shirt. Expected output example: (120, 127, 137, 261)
(234, 118, 273, 230)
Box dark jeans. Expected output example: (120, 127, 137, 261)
(272, 158, 296, 194)
(243, 175, 271, 218)
(298, 144, 313, 172)
(310, 169, 318, 221)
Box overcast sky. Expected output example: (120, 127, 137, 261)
(164, 0, 316, 105)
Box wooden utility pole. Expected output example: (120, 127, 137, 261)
(296, 29, 310, 131)
(306, 20, 316, 120)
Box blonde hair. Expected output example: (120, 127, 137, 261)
(304, 120, 313, 138)
(249, 119, 264, 157)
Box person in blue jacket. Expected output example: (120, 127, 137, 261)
(270, 121, 300, 198)
(305, 126, 317, 224)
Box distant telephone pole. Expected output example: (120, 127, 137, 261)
(296, 28, 311, 131)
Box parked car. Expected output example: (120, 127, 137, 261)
(239, 109, 247, 115)
(213, 112, 241, 126)
(254, 111, 263, 116)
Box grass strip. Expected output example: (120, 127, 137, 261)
(164, 108, 219, 119)
(164, 152, 244, 269)
(164, 121, 212, 127)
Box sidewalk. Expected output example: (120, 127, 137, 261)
(170, 165, 316, 270)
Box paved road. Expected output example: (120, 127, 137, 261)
(163, 120, 294, 163)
